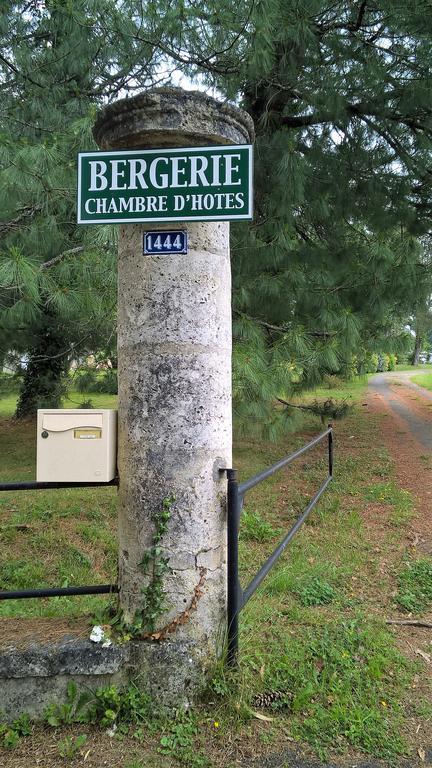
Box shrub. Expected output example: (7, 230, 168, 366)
(388, 354, 397, 371)
(74, 368, 118, 395)
(295, 576, 336, 606)
(377, 354, 389, 372)
(75, 370, 98, 393)
(96, 369, 118, 394)
(0, 372, 22, 395)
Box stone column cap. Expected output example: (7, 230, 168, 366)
(93, 87, 254, 150)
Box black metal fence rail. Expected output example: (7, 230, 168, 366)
(226, 426, 333, 665)
(0, 479, 119, 491)
(0, 478, 119, 600)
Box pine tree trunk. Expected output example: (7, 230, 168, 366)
(411, 333, 423, 366)
(15, 312, 69, 419)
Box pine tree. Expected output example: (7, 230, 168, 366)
(0, 1, 162, 416)
(132, 0, 432, 433)
(2, 2, 432, 429)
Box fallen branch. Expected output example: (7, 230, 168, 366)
(386, 619, 432, 628)
(277, 397, 315, 412)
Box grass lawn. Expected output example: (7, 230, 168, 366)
(0, 381, 430, 765)
(0, 392, 118, 618)
(395, 363, 431, 372)
(411, 372, 432, 391)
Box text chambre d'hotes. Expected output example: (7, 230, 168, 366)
(83, 151, 246, 215)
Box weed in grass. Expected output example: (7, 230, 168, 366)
(0, 713, 32, 749)
(240, 508, 278, 542)
(244, 617, 409, 761)
(159, 712, 209, 768)
(45, 681, 157, 731)
(265, 560, 339, 605)
(396, 558, 432, 614)
(363, 482, 414, 526)
(295, 576, 336, 607)
(258, 726, 276, 744)
(58, 733, 88, 759)
(0, 558, 46, 589)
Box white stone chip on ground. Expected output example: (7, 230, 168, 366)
(89, 625, 104, 643)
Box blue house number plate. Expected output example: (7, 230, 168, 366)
(144, 230, 188, 255)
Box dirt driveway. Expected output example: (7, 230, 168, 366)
(368, 370, 432, 558)
(369, 371, 432, 452)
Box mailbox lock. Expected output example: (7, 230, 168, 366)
(41, 431, 49, 439)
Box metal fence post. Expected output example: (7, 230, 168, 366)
(328, 423, 334, 478)
(227, 468, 241, 666)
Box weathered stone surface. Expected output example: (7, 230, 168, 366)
(129, 638, 206, 709)
(0, 673, 126, 721)
(93, 88, 253, 695)
(0, 637, 129, 678)
(116, 219, 232, 651)
(0, 635, 200, 720)
(93, 87, 254, 149)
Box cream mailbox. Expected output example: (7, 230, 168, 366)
(37, 409, 117, 483)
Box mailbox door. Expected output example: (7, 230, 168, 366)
(36, 410, 116, 482)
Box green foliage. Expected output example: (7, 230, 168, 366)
(257, 619, 408, 760)
(44, 681, 154, 730)
(388, 354, 397, 372)
(78, 398, 94, 409)
(0, 372, 22, 395)
(137, 496, 174, 634)
(58, 734, 87, 759)
(135, 0, 432, 434)
(75, 369, 118, 395)
(295, 576, 336, 607)
(159, 712, 209, 768)
(299, 398, 352, 421)
(3, 2, 432, 426)
(0, 713, 31, 749)
(396, 559, 432, 614)
(109, 495, 174, 637)
(0, 1, 137, 415)
(44, 682, 86, 727)
(97, 369, 118, 394)
(75, 370, 98, 393)
(240, 508, 277, 541)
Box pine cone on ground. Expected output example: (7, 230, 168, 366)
(251, 690, 290, 708)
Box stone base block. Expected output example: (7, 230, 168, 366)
(0, 618, 204, 721)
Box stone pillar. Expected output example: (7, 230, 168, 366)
(93, 89, 254, 688)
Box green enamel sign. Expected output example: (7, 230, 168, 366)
(77, 145, 253, 224)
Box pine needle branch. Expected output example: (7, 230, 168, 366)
(233, 310, 337, 338)
(277, 397, 352, 420)
(0, 205, 42, 236)
(40, 247, 85, 270)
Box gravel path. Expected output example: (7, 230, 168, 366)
(369, 371, 432, 451)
